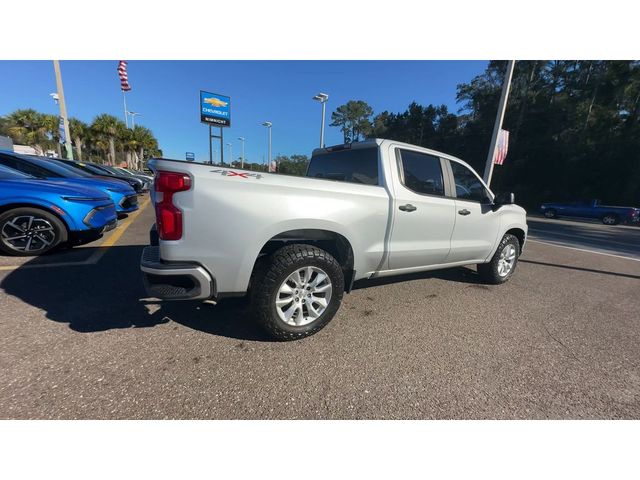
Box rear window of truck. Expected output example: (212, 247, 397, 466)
(306, 147, 379, 186)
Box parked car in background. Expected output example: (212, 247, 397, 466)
(98, 164, 152, 190)
(0, 151, 139, 215)
(0, 165, 117, 256)
(141, 139, 527, 340)
(56, 159, 145, 193)
(112, 166, 154, 185)
(540, 199, 640, 225)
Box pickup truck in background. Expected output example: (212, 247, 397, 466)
(141, 139, 528, 340)
(540, 199, 640, 225)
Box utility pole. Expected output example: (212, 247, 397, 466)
(483, 60, 515, 186)
(227, 142, 233, 165)
(52, 60, 73, 160)
(238, 137, 245, 168)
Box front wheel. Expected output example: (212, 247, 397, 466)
(543, 209, 557, 219)
(251, 244, 344, 341)
(0, 207, 67, 256)
(601, 214, 619, 225)
(477, 234, 520, 284)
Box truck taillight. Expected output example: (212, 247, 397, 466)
(154, 171, 191, 240)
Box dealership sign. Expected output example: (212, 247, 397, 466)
(200, 91, 231, 127)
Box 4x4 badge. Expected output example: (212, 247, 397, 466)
(210, 169, 263, 180)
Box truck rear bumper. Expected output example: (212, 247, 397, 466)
(140, 245, 216, 300)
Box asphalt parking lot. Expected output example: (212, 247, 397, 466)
(1, 200, 638, 419)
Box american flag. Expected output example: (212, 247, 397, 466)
(117, 60, 132, 91)
(494, 129, 509, 165)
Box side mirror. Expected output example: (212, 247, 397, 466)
(493, 192, 515, 210)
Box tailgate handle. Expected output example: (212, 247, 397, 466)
(399, 204, 417, 212)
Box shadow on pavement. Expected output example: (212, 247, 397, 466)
(2, 245, 492, 340)
(520, 259, 640, 280)
(0, 245, 270, 342)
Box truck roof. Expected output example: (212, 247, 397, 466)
(312, 138, 473, 170)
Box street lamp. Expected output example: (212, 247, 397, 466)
(226, 142, 233, 166)
(238, 137, 245, 169)
(262, 121, 272, 172)
(312, 92, 329, 148)
(128, 111, 141, 128)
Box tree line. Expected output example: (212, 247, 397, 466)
(0, 109, 162, 169)
(328, 61, 640, 209)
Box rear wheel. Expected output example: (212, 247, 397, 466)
(601, 214, 619, 225)
(251, 244, 344, 341)
(0, 207, 67, 256)
(477, 233, 520, 285)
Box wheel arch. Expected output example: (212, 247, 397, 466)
(252, 228, 356, 292)
(505, 227, 526, 253)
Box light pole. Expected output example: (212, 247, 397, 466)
(238, 137, 245, 169)
(52, 61, 73, 160)
(128, 111, 141, 128)
(262, 121, 272, 172)
(227, 142, 233, 166)
(312, 92, 329, 148)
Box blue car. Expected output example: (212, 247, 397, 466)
(0, 165, 117, 256)
(0, 150, 139, 215)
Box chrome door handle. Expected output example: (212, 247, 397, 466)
(399, 204, 417, 212)
(458, 209, 471, 216)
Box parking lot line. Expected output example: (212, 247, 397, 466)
(83, 197, 151, 264)
(527, 238, 640, 262)
(0, 197, 151, 271)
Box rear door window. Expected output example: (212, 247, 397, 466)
(398, 150, 445, 196)
(307, 147, 379, 185)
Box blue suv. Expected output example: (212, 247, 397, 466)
(0, 165, 117, 256)
(0, 151, 139, 215)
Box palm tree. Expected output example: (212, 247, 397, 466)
(91, 114, 125, 164)
(41, 114, 62, 157)
(69, 118, 89, 160)
(6, 109, 48, 153)
(130, 125, 157, 169)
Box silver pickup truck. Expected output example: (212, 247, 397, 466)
(141, 139, 527, 340)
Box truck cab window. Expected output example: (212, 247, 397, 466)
(306, 147, 379, 185)
(450, 161, 491, 203)
(398, 150, 445, 196)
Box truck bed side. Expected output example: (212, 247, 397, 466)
(150, 159, 390, 294)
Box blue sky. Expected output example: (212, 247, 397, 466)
(0, 60, 487, 163)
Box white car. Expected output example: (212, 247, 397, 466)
(141, 139, 527, 340)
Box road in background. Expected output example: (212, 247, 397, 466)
(528, 216, 640, 260)
(1, 206, 639, 419)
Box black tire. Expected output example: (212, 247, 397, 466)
(0, 207, 67, 256)
(601, 213, 619, 225)
(251, 244, 344, 341)
(544, 209, 557, 219)
(477, 233, 520, 285)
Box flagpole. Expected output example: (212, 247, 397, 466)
(122, 91, 129, 128)
(483, 60, 515, 187)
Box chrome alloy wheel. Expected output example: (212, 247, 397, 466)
(276, 266, 333, 326)
(602, 215, 616, 225)
(1, 215, 56, 253)
(497, 244, 517, 277)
